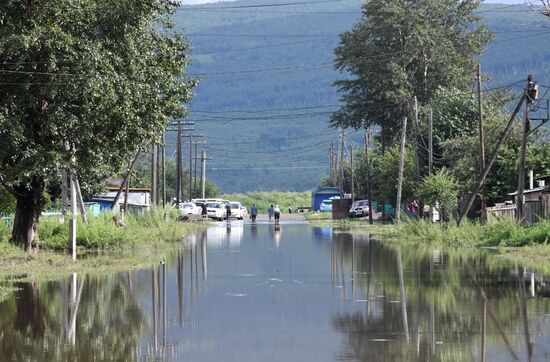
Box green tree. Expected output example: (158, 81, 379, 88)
(419, 168, 459, 221)
(0, 0, 194, 250)
(332, 0, 491, 148)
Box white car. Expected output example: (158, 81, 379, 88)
(349, 200, 370, 217)
(206, 202, 227, 221)
(228, 201, 248, 220)
(178, 202, 201, 215)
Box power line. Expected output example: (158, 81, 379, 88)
(181, 0, 346, 10)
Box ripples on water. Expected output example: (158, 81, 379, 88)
(1, 222, 550, 361)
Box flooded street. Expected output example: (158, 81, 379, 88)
(2, 222, 550, 361)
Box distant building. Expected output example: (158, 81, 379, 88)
(311, 187, 343, 211)
(90, 187, 151, 213)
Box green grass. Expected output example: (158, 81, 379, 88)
(38, 207, 192, 251)
(389, 218, 550, 248)
(221, 191, 311, 213)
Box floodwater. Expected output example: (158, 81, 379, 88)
(1, 222, 550, 361)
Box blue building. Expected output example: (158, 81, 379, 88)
(311, 187, 344, 211)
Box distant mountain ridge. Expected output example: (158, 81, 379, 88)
(172, 1, 550, 193)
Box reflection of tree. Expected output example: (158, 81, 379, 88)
(0, 273, 146, 361)
(331, 233, 550, 361)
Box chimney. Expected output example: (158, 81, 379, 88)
(529, 170, 534, 189)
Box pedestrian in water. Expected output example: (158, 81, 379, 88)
(274, 204, 281, 224)
(268, 204, 274, 223)
(288, 204, 293, 214)
(251, 203, 258, 222)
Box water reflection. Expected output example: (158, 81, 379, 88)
(2, 226, 550, 361)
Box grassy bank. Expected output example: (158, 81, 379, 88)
(390, 218, 550, 247)
(221, 191, 311, 213)
(0, 207, 204, 296)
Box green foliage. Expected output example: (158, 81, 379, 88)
(38, 208, 190, 251)
(332, 0, 490, 145)
(418, 168, 459, 220)
(0, 187, 15, 214)
(370, 145, 417, 206)
(0, 0, 195, 239)
(220, 191, 311, 213)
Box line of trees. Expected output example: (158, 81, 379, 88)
(330, 0, 550, 221)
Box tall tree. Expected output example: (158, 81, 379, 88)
(0, 0, 195, 251)
(332, 0, 491, 148)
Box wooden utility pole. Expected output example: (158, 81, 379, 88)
(199, 150, 213, 198)
(395, 117, 407, 223)
(365, 129, 373, 225)
(151, 142, 158, 206)
(194, 142, 198, 198)
(74, 175, 88, 223)
(517, 75, 535, 221)
(458, 79, 529, 226)
(176, 122, 182, 205)
(428, 107, 433, 175)
(350, 145, 354, 202)
(61, 170, 68, 223)
(189, 133, 193, 201)
(477, 64, 488, 223)
(161, 132, 166, 207)
(69, 170, 77, 261)
(413, 96, 423, 218)
(339, 128, 345, 190)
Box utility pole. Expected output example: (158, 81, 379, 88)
(61, 170, 68, 223)
(176, 122, 182, 205)
(151, 142, 158, 206)
(413, 96, 423, 218)
(193, 141, 207, 197)
(365, 128, 373, 225)
(428, 107, 433, 175)
(458, 77, 530, 226)
(182, 133, 204, 201)
(350, 144, 354, 202)
(161, 132, 166, 207)
(395, 117, 407, 223)
(477, 64, 487, 223)
(189, 133, 192, 201)
(199, 150, 213, 198)
(517, 74, 537, 221)
(329, 142, 336, 186)
(171, 120, 194, 205)
(339, 128, 345, 190)
(69, 169, 77, 261)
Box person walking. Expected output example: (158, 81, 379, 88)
(274, 204, 281, 225)
(251, 204, 258, 223)
(268, 204, 274, 223)
(288, 204, 293, 214)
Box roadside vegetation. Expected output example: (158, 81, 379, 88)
(221, 191, 311, 213)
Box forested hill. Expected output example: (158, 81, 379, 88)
(172, 1, 550, 193)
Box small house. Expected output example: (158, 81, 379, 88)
(90, 187, 151, 213)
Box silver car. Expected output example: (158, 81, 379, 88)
(349, 200, 370, 217)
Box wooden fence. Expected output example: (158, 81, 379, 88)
(488, 195, 550, 224)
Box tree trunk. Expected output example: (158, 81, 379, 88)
(11, 179, 45, 252)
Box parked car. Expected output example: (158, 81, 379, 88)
(349, 200, 370, 217)
(319, 199, 333, 212)
(177, 202, 201, 215)
(228, 201, 248, 220)
(206, 202, 227, 221)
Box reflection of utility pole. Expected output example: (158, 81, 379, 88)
(396, 249, 410, 342)
(518, 267, 533, 361)
(152, 268, 158, 352)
